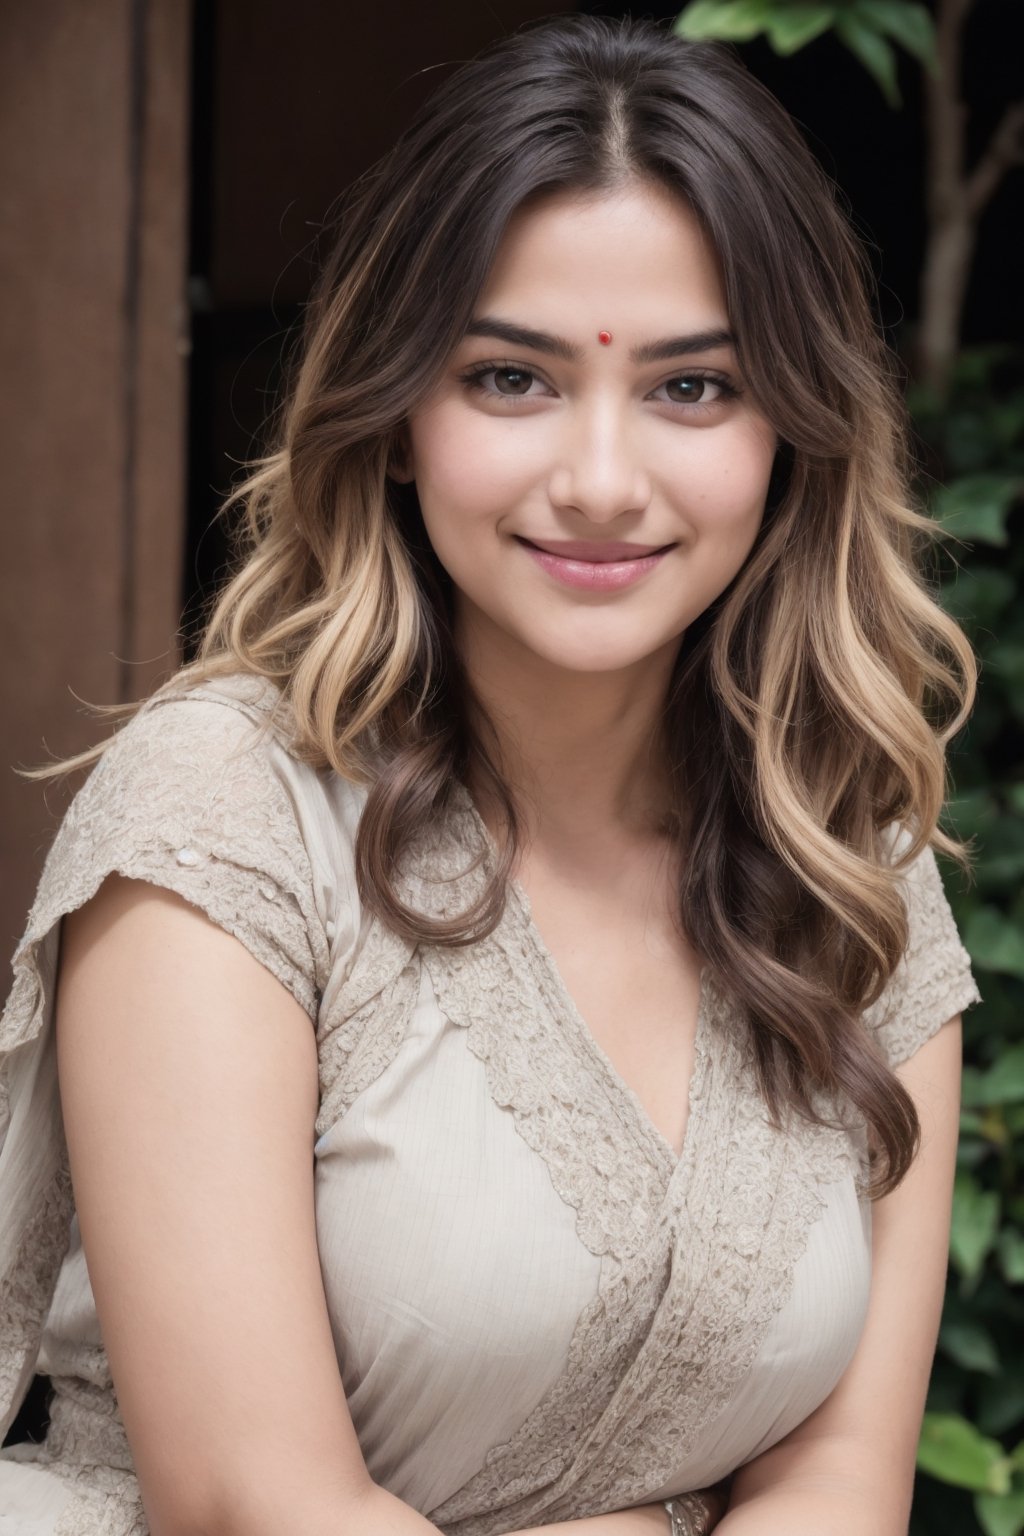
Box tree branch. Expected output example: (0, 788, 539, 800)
(918, 0, 975, 390)
(924, 0, 974, 224)
(966, 100, 1024, 218)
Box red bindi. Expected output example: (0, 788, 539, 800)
(598, 330, 613, 345)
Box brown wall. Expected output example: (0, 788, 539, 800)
(0, 0, 192, 953)
(0, 0, 576, 960)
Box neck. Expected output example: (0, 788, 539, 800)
(456, 605, 683, 855)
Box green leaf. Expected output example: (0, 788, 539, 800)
(991, 393, 1024, 447)
(997, 1228, 1024, 1285)
(987, 646, 1024, 713)
(976, 1489, 1024, 1536)
(950, 1172, 1002, 1283)
(673, 0, 776, 42)
(978, 1373, 1024, 1438)
(962, 1045, 1024, 1108)
(945, 410, 1013, 473)
(963, 907, 1024, 979)
(974, 818, 1024, 888)
(978, 1108, 1010, 1147)
(951, 344, 1018, 388)
(933, 475, 1022, 546)
(918, 1413, 1009, 1493)
(957, 1137, 991, 1170)
(940, 1321, 1001, 1374)
(834, 11, 901, 105)
(854, 0, 939, 72)
(958, 1071, 989, 1111)
(940, 567, 1015, 630)
(942, 790, 999, 844)
(764, 4, 837, 53)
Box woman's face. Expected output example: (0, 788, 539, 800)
(399, 180, 778, 678)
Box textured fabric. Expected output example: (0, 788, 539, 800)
(0, 673, 981, 1534)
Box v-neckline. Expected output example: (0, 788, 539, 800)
(454, 784, 712, 1179)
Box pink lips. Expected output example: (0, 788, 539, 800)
(516, 536, 672, 592)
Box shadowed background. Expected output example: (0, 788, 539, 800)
(1, 4, 1021, 1532)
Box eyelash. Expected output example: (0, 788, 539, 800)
(457, 358, 742, 414)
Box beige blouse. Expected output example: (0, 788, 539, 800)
(0, 673, 981, 1536)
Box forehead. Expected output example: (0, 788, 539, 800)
(475, 181, 729, 325)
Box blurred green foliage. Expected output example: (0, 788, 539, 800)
(674, 0, 938, 104)
(672, 2, 1024, 1530)
(915, 346, 1024, 1536)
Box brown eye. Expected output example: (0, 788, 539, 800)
(493, 367, 535, 396)
(665, 376, 717, 404)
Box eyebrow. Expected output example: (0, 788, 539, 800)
(464, 316, 736, 365)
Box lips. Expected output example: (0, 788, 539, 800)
(517, 537, 672, 562)
(516, 537, 673, 592)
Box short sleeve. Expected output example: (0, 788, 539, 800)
(0, 680, 332, 1441)
(863, 831, 981, 1070)
(6, 686, 332, 1031)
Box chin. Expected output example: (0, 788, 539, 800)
(521, 633, 673, 676)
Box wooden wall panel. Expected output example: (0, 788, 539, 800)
(1, 0, 574, 955)
(0, 0, 191, 954)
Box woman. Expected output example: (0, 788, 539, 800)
(0, 15, 979, 1536)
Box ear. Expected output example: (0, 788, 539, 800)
(386, 425, 416, 484)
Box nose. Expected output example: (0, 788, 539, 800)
(546, 399, 652, 524)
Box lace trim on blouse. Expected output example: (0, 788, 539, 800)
(0, 675, 982, 1534)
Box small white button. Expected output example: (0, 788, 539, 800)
(258, 882, 277, 901)
(175, 847, 202, 867)
(325, 920, 336, 942)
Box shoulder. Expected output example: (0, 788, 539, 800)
(862, 823, 980, 1071)
(45, 672, 319, 905)
(17, 672, 368, 1023)
(98, 669, 306, 790)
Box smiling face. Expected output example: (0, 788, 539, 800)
(399, 180, 779, 682)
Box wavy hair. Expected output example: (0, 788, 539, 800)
(33, 15, 975, 1197)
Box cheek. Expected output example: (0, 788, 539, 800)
(410, 405, 535, 525)
(673, 427, 776, 537)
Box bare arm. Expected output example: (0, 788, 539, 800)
(55, 875, 440, 1536)
(56, 875, 726, 1536)
(715, 1014, 963, 1536)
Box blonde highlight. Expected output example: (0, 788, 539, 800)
(26, 16, 976, 1200)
